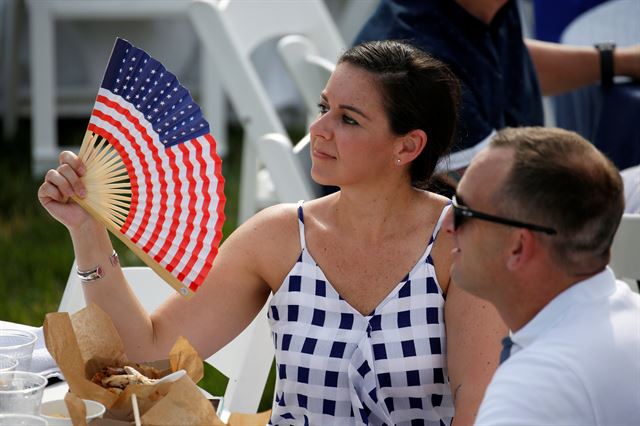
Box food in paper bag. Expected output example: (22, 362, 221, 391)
(44, 304, 217, 424)
(91, 364, 161, 395)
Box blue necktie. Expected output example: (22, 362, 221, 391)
(499, 336, 513, 364)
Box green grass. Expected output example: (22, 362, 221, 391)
(0, 118, 276, 411)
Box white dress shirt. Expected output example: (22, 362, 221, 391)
(475, 267, 640, 425)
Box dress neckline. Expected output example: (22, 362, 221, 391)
(307, 240, 440, 317)
(275, 202, 451, 317)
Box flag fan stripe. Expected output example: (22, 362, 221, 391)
(76, 38, 225, 296)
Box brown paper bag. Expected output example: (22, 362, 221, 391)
(227, 411, 272, 426)
(44, 304, 216, 425)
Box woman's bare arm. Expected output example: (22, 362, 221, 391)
(445, 281, 506, 425)
(39, 151, 299, 361)
(144, 203, 299, 360)
(431, 221, 506, 424)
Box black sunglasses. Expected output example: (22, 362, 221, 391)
(452, 196, 557, 235)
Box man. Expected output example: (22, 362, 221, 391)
(444, 126, 640, 424)
(354, 0, 640, 184)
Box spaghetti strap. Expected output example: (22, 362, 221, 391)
(296, 200, 306, 250)
(431, 203, 452, 241)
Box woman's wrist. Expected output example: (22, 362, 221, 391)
(68, 216, 106, 239)
(69, 219, 114, 270)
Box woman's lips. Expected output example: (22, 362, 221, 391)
(313, 149, 336, 160)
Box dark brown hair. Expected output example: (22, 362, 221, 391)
(338, 40, 460, 189)
(491, 127, 624, 274)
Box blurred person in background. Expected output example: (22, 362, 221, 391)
(355, 0, 640, 202)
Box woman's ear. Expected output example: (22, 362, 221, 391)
(395, 129, 427, 165)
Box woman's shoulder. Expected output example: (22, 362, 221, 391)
(237, 202, 301, 239)
(416, 190, 452, 235)
(223, 203, 304, 289)
(235, 197, 335, 239)
(419, 190, 451, 209)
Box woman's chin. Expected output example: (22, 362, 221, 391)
(310, 169, 335, 187)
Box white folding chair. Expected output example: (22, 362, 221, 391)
(256, 132, 322, 203)
(610, 213, 640, 293)
(188, 0, 344, 222)
(59, 263, 274, 413)
(24, 0, 226, 175)
(277, 34, 336, 127)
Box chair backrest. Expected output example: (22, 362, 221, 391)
(256, 132, 322, 203)
(188, 0, 344, 221)
(59, 263, 274, 413)
(610, 213, 640, 292)
(277, 34, 335, 126)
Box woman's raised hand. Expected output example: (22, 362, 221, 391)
(38, 151, 96, 230)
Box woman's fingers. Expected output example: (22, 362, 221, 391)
(57, 163, 86, 198)
(59, 150, 86, 176)
(38, 151, 87, 200)
(42, 168, 75, 201)
(38, 175, 65, 204)
(42, 161, 86, 201)
(38, 152, 95, 229)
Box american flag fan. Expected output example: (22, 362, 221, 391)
(73, 38, 225, 297)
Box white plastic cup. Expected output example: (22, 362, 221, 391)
(0, 371, 47, 414)
(40, 399, 106, 426)
(0, 414, 48, 425)
(0, 329, 37, 371)
(0, 354, 18, 372)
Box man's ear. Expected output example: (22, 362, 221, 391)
(395, 129, 427, 166)
(506, 229, 536, 271)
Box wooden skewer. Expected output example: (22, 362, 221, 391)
(131, 393, 142, 426)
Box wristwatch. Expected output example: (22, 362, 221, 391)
(594, 42, 616, 87)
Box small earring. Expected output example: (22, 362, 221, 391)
(396, 159, 401, 165)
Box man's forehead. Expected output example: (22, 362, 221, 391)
(459, 146, 514, 201)
(473, 145, 513, 167)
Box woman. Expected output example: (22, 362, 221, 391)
(39, 40, 505, 425)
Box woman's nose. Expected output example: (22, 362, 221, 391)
(310, 111, 331, 141)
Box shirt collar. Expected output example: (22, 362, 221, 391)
(510, 267, 617, 353)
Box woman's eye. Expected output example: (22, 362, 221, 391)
(342, 115, 359, 126)
(317, 103, 328, 114)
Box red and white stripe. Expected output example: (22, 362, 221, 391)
(88, 88, 225, 291)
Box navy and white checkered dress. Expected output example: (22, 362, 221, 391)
(268, 203, 454, 425)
